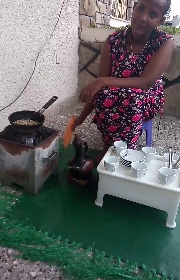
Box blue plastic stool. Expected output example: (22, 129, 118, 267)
(140, 120, 152, 147)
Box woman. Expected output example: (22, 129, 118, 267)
(73, 0, 174, 163)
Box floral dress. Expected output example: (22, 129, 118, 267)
(92, 28, 172, 149)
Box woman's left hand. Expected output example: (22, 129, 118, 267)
(79, 78, 105, 103)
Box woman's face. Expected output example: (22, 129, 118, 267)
(131, 0, 166, 38)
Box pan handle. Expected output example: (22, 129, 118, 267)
(38, 96, 58, 114)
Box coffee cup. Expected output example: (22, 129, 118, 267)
(158, 167, 177, 185)
(163, 153, 179, 167)
(142, 146, 156, 163)
(114, 141, 127, 155)
(104, 156, 119, 172)
(131, 161, 147, 179)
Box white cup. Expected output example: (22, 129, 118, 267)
(142, 147, 156, 163)
(104, 156, 119, 172)
(131, 161, 147, 179)
(158, 167, 177, 185)
(114, 141, 127, 155)
(163, 153, 179, 167)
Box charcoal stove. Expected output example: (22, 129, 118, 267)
(0, 125, 59, 194)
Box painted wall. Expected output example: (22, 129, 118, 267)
(79, 27, 180, 117)
(0, 0, 79, 130)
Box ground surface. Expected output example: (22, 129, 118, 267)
(1, 100, 180, 279)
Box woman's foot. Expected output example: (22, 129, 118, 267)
(95, 146, 108, 165)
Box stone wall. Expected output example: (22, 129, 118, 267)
(79, 28, 180, 117)
(96, 0, 111, 27)
(111, 0, 134, 22)
(79, 0, 111, 27)
(79, 0, 134, 28)
(126, 0, 134, 21)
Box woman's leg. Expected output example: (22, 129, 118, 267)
(143, 89, 165, 120)
(93, 90, 145, 162)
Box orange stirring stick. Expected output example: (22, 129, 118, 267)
(63, 116, 76, 148)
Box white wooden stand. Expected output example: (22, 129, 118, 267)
(96, 147, 180, 228)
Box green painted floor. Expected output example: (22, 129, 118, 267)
(11, 145, 180, 278)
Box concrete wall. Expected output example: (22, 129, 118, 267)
(0, 0, 79, 130)
(79, 27, 180, 117)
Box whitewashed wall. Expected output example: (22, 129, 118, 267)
(0, 0, 79, 129)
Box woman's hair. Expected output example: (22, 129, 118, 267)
(134, 0, 171, 16)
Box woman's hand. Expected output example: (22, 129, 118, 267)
(71, 116, 83, 130)
(79, 78, 105, 103)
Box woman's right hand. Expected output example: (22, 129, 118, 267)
(79, 78, 105, 103)
(72, 116, 83, 131)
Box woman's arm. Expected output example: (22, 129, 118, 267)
(98, 38, 112, 78)
(101, 38, 174, 90)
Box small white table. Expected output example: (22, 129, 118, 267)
(96, 147, 180, 228)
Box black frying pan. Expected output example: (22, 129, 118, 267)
(8, 96, 58, 134)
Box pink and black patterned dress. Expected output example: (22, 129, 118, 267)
(92, 28, 172, 149)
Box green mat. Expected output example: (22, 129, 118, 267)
(0, 143, 180, 279)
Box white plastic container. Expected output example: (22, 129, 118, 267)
(96, 147, 180, 228)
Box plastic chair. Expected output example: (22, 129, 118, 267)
(140, 120, 152, 147)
